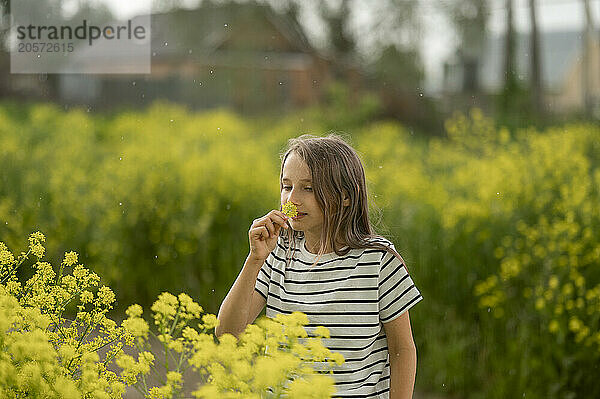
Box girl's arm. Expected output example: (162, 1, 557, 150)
(215, 254, 266, 338)
(383, 311, 417, 399)
(215, 210, 288, 338)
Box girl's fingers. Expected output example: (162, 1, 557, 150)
(268, 211, 289, 229)
(262, 218, 274, 237)
(250, 211, 288, 240)
(250, 226, 269, 240)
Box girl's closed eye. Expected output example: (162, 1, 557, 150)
(282, 186, 312, 191)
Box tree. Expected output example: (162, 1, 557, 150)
(153, 0, 185, 14)
(582, 0, 595, 117)
(440, 0, 489, 92)
(361, 0, 424, 91)
(318, 0, 355, 58)
(499, 0, 520, 115)
(529, 0, 543, 116)
(371, 44, 423, 92)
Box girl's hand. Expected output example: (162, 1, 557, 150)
(248, 210, 289, 263)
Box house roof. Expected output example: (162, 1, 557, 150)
(60, 3, 319, 72)
(478, 29, 599, 92)
(149, 3, 315, 60)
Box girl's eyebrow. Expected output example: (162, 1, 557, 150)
(281, 178, 312, 183)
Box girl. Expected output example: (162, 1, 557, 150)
(216, 134, 423, 399)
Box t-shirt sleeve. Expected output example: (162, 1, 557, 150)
(378, 242, 423, 323)
(253, 237, 282, 300)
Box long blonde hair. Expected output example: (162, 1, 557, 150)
(278, 133, 408, 269)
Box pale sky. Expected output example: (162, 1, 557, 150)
(80, 0, 600, 92)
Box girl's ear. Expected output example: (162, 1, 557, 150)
(342, 184, 359, 207)
(342, 190, 351, 207)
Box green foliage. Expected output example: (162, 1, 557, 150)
(424, 110, 600, 398)
(305, 81, 382, 131)
(352, 109, 600, 398)
(1, 101, 599, 397)
(0, 101, 281, 311)
(370, 45, 424, 91)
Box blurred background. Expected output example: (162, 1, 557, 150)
(1, 0, 599, 398)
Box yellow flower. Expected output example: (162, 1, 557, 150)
(314, 326, 330, 339)
(123, 316, 149, 339)
(201, 314, 219, 330)
(151, 292, 179, 326)
(28, 232, 46, 258)
(568, 317, 582, 332)
(178, 293, 203, 319)
(549, 320, 559, 333)
(287, 374, 336, 399)
(562, 283, 573, 296)
(126, 304, 144, 318)
(0, 248, 15, 265)
(330, 352, 345, 366)
(167, 371, 182, 385)
(168, 338, 184, 353)
(137, 351, 155, 374)
(29, 231, 46, 243)
(62, 251, 78, 267)
(97, 286, 116, 306)
(282, 201, 298, 218)
(80, 290, 93, 303)
(535, 298, 545, 310)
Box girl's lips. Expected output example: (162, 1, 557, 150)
(292, 212, 307, 220)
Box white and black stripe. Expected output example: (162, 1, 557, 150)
(255, 235, 423, 398)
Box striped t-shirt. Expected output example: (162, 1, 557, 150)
(254, 234, 423, 398)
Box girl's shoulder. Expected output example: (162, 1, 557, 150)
(360, 236, 403, 263)
(363, 235, 395, 250)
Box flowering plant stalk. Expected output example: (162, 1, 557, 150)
(0, 232, 133, 398)
(122, 297, 345, 398)
(0, 232, 343, 398)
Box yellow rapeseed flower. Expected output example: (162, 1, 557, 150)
(122, 316, 149, 339)
(201, 314, 219, 330)
(535, 298, 545, 310)
(314, 326, 330, 339)
(282, 201, 298, 218)
(287, 374, 336, 399)
(29, 231, 46, 243)
(568, 317, 582, 332)
(97, 286, 116, 306)
(0, 248, 15, 265)
(62, 251, 78, 267)
(126, 304, 144, 318)
(549, 320, 559, 333)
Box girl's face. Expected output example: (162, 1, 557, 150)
(281, 152, 324, 247)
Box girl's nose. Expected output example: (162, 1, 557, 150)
(286, 190, 300, 205)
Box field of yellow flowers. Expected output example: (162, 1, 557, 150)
(1, 101, 599, 398)
(1, 232, 342, 398)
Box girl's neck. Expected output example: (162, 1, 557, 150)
(303, 235, 344, 255)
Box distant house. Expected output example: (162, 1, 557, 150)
(58, 3, 332, 112)
(442, 29, 600, 115)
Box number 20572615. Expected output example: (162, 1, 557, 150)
(18, 42, 74, 53)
